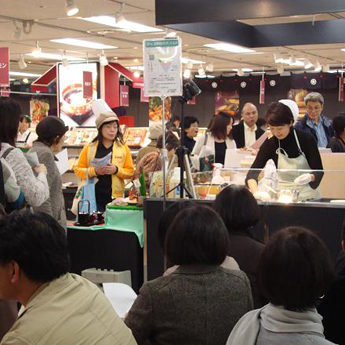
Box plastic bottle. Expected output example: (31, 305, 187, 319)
(167, 167, 181, 199)
(212, 163, 225, 184)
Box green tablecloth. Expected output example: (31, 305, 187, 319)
(68, 206, 144, 247)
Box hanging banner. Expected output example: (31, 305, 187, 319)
(140, 88, 149, 102)
(120, 85, 129, 106)
(339, 76, 344, 102)
(143, 37, 182, 97)
(0, 47, 10, 88)
(259, 80, 265, 104)
(83, 71, 93, 99)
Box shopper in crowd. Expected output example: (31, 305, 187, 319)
(318, 221, 345, 345)
(16, 115, 37, 150)
(165, 115, 180, 134)
(0, 211, 137, 345)
(157, 201, 239, 275)
(136, 122, 163, 164)
(213, 185, 265, 308)
(192, 112, 236, 167)
(74, 111, 134, 211)
(125, 205, 253, 345)
(232, 103, 265, 149)
(294, 92, 334, 147)
(227, 227, 335, 345)
(327, 113, 345, 152)
(182, 116, 199, 155)
(29, 116, 68, 227)
(247, 102, 324, 202)
(0, 99, 49, 208)
(133, 132, 179, 190)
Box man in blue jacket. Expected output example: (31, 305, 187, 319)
(294, 92, 334, 147)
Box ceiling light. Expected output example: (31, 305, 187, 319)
(12, 22, 22, 40)
(82, 16, 163, 33)
(18, 55, 27, 69)
(323, 64, 330, 72)
(277, 65, 284, 74)
(133, 71, 141, 78)
(206, 63, 214, 72)
(274, 53, 284, 63)
(32, 41, 41, 57)
(314, 60, 322, 72)
(62, 51, 69, 67)
(22, 78, 29, 84)
(51, 38, 117, 50)
(237, 68, 245, 77)
(10, 71, 41, 78)
(127, 66, 144, 71)
(116, 14, 126, 26)
(232, 68, 253, 72)
(99, 51, 108, 66)
(183, 69, 191, 79)
(304, 60, 313, 69)
(65, 0, 79, 16)
(198, 66, 205, 76)
(181, 57, 205, 65)
(26, 52, 81, 60)
(195, 74, 215, 79)
(186, 61, 193, 69)
(166, 30, 177, 38)
(204, 43, 256, 54)
(289, 56, 296, 65)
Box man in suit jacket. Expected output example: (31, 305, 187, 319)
(232, 103, 265, 148)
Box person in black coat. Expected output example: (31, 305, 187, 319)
(327, 113, 345, 152)
(232, 103, 265, 148)
(213, 184, 266, 308)
(182, 116, 199, 155)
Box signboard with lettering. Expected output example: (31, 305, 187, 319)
(0, 48, 10, 88)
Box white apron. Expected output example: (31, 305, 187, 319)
(276, 130, 322, 201)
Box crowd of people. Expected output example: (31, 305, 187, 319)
(0, 93, 343, 344)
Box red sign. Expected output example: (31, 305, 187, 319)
(0, 89, 10, 97)
(259, 80, 265, 104)
(83, 71, 93, 99)
(140, 88, 149, 103)
(339, 77, 344, 102)
(120, 85, 129, 107)
(0, 48, 9, 88)
(187, 96, 196, 105)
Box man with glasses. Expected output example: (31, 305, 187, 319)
(294, 92, 334, 147)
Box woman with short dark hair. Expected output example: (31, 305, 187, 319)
(192, 112, 236, 167)
(214, 185, 265, 308)
(0, 99, 49, 207)
(246, 102, 324, 202)
(227, 227, 335, 345)
(327, 113, 345, 152)
(29, 116, 68, 227)
(125, 205, 253, 345)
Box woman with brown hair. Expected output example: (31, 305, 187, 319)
(192, 112, 236, 167)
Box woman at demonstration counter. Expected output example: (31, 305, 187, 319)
(192, 112, 235, 167)
(74, 111, 134, 211)
(246, 102, 323, 202)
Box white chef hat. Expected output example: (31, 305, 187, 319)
(279, 99, 299, 124)
(92, 99, 113, 118)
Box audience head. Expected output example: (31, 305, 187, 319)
(0, 98, 22, 147)
(157, 200, 196, 252)
(36, 116, 68, 152)
(156, 132, 179, 160)
(259, 226, 334, 311)
(304, 92, 324, 123)
(332, 113, 345, 139)
(241, 103, 258, 128)
(265, 102, 294, 140)
(208, 112, 234, 140)
(183, 116, 199, 139)
(170, 116, 181, 128)
(93, 111, 123, 144)
(149, 122, 163, 140)
(165, 205, 229, 266)
(0, 211, 70, 300)
(213, 185, 260, 233)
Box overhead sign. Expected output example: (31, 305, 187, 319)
(0, 48, 10, 88)
(83, 71, 93, 99)
(143, 37, 182, 97)
(120, 85, 129, 106)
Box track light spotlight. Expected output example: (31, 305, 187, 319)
(12, 22, 22, 40)
(277, 65, 284, 75)
(237, 68, 244, 77)
(32, 41, 41, 57)
(18, 55, 27, 69)
(183, 69, 191, 79)
(314, 60, 322, 71)
(65, 0, 79, 16)
(99, 51, 108, 66)
(115, 3, 126, 25)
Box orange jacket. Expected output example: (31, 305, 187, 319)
(73, 140, 134, 198)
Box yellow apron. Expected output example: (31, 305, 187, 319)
(276, 130, 322, 201)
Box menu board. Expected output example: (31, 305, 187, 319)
(58, 62, 99, 127)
